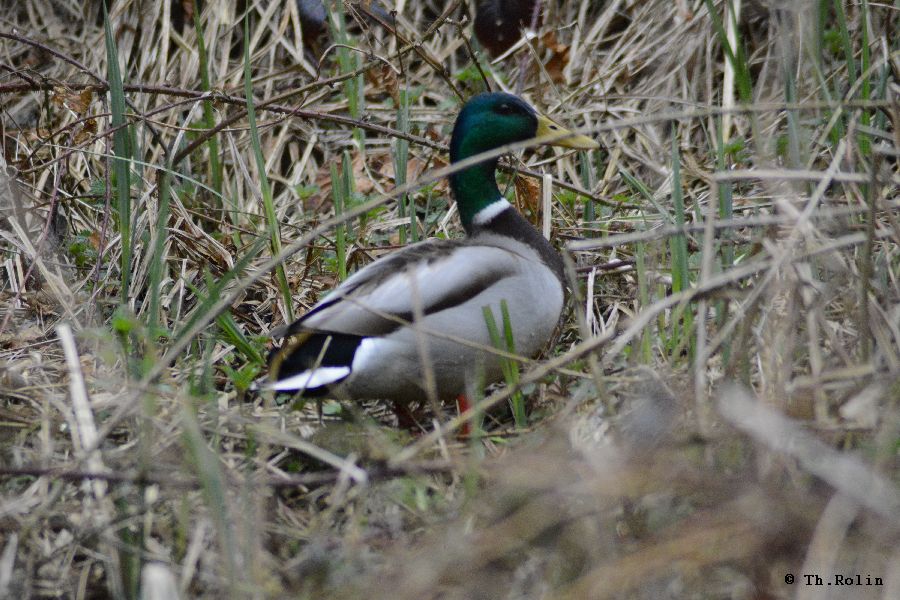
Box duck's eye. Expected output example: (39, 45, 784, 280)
(495, 103, 515, 115)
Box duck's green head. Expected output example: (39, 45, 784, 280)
(448, 92, 598, 231)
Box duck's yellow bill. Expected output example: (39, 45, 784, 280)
(536, 114, 600, 150)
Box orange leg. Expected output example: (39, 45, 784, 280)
(456, 394, 472, 437)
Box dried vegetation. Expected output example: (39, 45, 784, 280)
(1, 0, 899, 598)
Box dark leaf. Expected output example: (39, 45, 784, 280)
(298, 0, 328, 47)
(474, 0, 539, 56)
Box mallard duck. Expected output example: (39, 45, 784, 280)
(262, 92, 598, 426)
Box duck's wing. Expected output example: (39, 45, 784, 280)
(263, 239, 529, 394)
(283, 238, 522, 338)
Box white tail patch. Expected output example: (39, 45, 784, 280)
(351, 337, 382, 372)
(264, 366, 351, 391)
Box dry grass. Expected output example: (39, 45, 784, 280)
(1, 0, 899, 598)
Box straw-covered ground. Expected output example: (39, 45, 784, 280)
(1, 0, 898, 598)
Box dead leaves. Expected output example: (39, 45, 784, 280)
(514, 173, 542, 227)
(302, 150, 446, 213)
(541, 31, 570, 84)
(50, 86, 98, 145)
(73, 118, 97, 145)
(51, 87, 93, 114)
(365, 64, 400, 105)
(0, 325, 44, 350)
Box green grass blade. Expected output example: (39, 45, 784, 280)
(499, 300, 525, 427)
(330, 3, 366, 151)
(858, 0, 871, 155)
(146, 161, 171, 337)
(703, 0, 752, 102)
(833, 0, 857, 85)
(482, 303, 525, 428)
(341, 150, 357, 240)
(114, 496, 141, 599)
(634, 236, 652, 364)
(180, 401, 238, 593)
(669, 137, 692, 359)
(184, 274, 264, 365)
(715, 118, 733, 362)
(216, 311, 264, 365)
(669, 141, 689, 295)
(619, 167, 669, 220)
(243, 15, 294, 321)
(828, 1, 863, 153)
(104, 4, 133, 302)
(579, 150, 595, 228)
(171, 236, 267, 351)
(192, 0, 225, 207)
(780, 22, 803, 169)
(394, 87, 412, 244)
(330, 162, 347, 281)
(872, 63, 890, 132)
